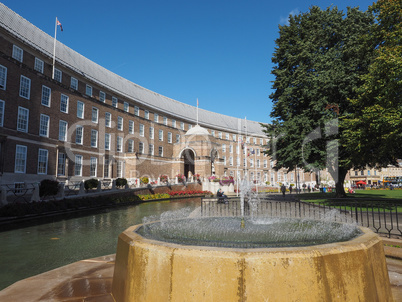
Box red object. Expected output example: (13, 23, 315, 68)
(356, 180, 366, 185)
(57, 20, 63, 31)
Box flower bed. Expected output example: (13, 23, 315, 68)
(168, 190, 212, 197)
(138, 193, 170, 200)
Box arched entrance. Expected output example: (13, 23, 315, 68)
(181, 149, 195, 178)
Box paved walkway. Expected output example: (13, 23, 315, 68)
(0, 238, 401, 302)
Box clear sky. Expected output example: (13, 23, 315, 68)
(2, 0, 375, 123)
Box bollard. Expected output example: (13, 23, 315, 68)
(78, 181, 85, 195)
(30, 182, 40, 202)
(58, 183, 65, 199)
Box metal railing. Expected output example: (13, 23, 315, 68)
(201, 196, 402, 238)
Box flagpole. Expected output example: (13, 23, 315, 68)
(245, 116, 248, 181)
(52, 17, 58, 80)
(196, 98, 199, 125)
(236, 119, 240, 197)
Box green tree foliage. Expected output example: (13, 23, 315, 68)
(342, 0, 402, 169)
(264, 6, 374, 197)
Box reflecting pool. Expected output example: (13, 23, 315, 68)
(0, 198, 200, 290)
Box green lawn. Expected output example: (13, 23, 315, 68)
(297, 189, 402, 211)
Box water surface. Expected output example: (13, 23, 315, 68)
(0, 198, 199, 290)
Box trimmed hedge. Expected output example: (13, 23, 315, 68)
(0, 191, 142, 218)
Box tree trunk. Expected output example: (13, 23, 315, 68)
(334, 168, 348, 198)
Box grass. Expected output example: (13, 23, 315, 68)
(297, 189, 402, 211)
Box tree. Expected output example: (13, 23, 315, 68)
(342, 0, 402, 169)
(263, 6, 375, 197)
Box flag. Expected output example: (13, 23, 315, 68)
(57, 19, 63, 31)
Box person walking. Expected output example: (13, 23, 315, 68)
(289, 185, 293, 194)
(281, 184, 286, 198)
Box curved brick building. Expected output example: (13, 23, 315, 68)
(0, 3, 318, 188)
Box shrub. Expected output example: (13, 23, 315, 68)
(39, 179, 59, 197)
(176, 174, 185, 183)
(84, 178, 99, 190)
(219, 176, 234, 186)
(116, 178, 128, 188)
(140, 176, 149, 184)
(159, 175, 168, 183)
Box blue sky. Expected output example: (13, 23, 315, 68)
(3, 0, 375, 123)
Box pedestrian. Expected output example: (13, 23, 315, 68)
(308, 184, 311, 193)
(281, 184, 286, 198)
(289, 185, 293, 194)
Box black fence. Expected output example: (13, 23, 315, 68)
(201, 196, 402, 238)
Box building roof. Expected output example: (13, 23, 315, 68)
(185, 124, 211, 136)
(0, 3, 267, 136)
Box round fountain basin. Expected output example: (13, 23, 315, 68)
(136, 217, 362, 248)
(112, 218, 393, 302)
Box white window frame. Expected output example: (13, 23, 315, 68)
(159, 130, 163, 141)
(128, 139, 134, 153)
(76, 125, 83, 145)
(144, 110, 149, 119)
(154, 113, 159, 123)
(139, 124, 144, 137)
(39, 114, 50, 137)
(15, 145, 27, 173)
(86, 84, 92, 97)
(123, 101, 129, 112)
(117, 136, 123, 152)
(57, 153, 66, 176)
(112, 96, 118, 108)
(99, 91, 106, 103)
(17, 107, 29, 132)
(218, 132, 222, 139)
(104, 158, 110, 178)
(91, 129, 98, 148)
(37, 149, 48, 175)
(176, 134, 180, 143)
(168, 132, 172, 143)
(158, 146, 163, 157)
(34, 58, 44, 73)
(77, 101, 84, 119)
(41, 85, 51, 107)
(0, 65, 6, 90)
(163, 116, 167, 125)
(180, 122, 184, 130)
(129, 120, 134, 134)
(90, 157, 97, 177)
(222, 144, 226, 152)
(105, 133, 111, 150)
(149, 127, 154, 139)
(172, 119, 176, 128)
(134, 106, 139, 116)
(149, 144, 154, 156)
(60, 94, 69, 113)
(19, 75, 31, 99)
(12, 45, 23, 62)
(58, 120, 68, 141)
(54, 68, 62, 83)
(74, 154, 83, 176)
(70, 77, 78, 90)
(92, 107, 98, 123)
(117, 116, 123, 131)
(139, 142, 144, 154)
(105, 112, 111, 128)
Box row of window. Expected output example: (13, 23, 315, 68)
(15, 144, 125, 178)
(5, 46, 267, 145)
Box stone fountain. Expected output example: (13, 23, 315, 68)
(111, 179, 393, 301)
